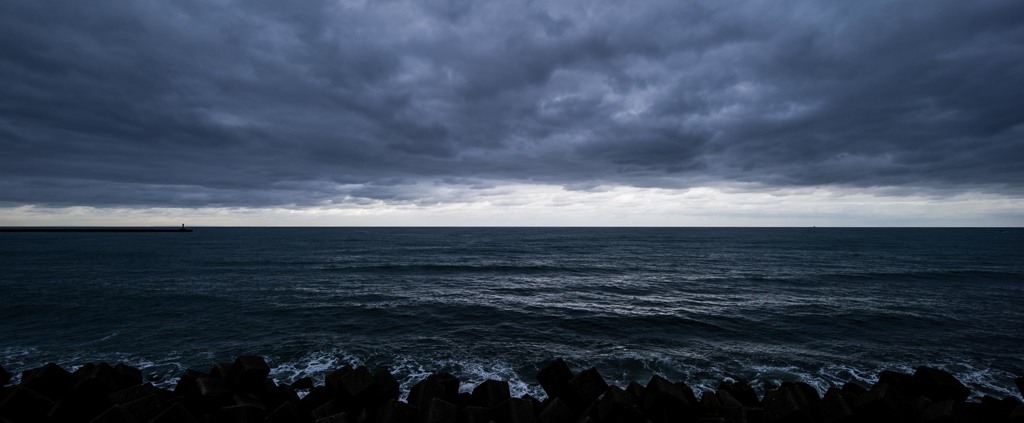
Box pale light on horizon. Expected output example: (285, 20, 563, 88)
(2, 184, 1020, 227)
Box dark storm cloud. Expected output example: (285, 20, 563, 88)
(1, 0, 1022, 207)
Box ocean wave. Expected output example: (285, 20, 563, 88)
(315, 263, 628, 276)
(264, 349, 543, 400)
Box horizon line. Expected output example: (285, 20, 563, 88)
(1, 225, 1020, 229)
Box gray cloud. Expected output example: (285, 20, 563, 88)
(1, 0, 1022, 208)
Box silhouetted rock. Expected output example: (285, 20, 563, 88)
(456, 392, 473, 408)
(340, 366, 375, 404)
(313, 400, 344, 421)
(88, 405, 132, 423)
(429, 374, 459, 403)
(521, 394, 543, 418)
(257, 379, 298, 411)
(625, 381, 645, 403)
(219, 403, 266, 423)
(151, 402, 199, 423)
(300, 386, 333, 416)
(325, 366, 354, 395)
(678, 382, 701, 406)
(715, 390, 744, 409)
(701, 391, 721, 410)
(1009, 406, 1024, 423)
(408, 373, 459, 409)
(965, 395, 1018, 422)
(1016, 377, 1024, 401)
(839, 382, 867, 404)
(210, 363, 234, 380)
(537, 359, 574, 400)
(49, 376, 117, 422)
(266, 401, 301, 423)
(420, 397, 457, 423)
(643, 375, 694, 423)
(377, 399, 416, 423)
(472, 379, 511, 409)
(0, 365, 11, 387)
(985, 395, 1022, 420)
(407, 379, 445, 410)
(717, 381, 760, 408)
(920, 399, 978, 423)
(232, 392, 265, 409)
(596, 386, 642, 423)
(174, 369, 211, 397)
(189, 377, 233, 414)
(316, 412, 352, 423)
(763, 382, 817, 423)
(77, 363, 137, 397)
(912, 395, 935, 416)
(108, 383, 160, 405)
(230, 356, 271, 394)
(818, 388, 854, 423)
(0, 386, 54, 422)
(21, 363, 76, 401)
(914, 367, 970, 403)
(714, 390, 750, 423)
(118, 393, 162, 423)
(293, 376, 315, 391)
(565, 368, 608, 412)
(371, 369, 401, 404)
(113, 364, 142, 389)
(2, 356, 1021, 423)
(878, 370, 917, 399)
(459, 405, 491, 423)
(495, 398, 536, 423)
(196, 377, 232, 398)
(579, 398, 599, 423)
(851, 382, 913, 422)
(73, 362, 98, 381)
(539, 397, 575, 423)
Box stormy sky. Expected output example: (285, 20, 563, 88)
(1, 0, 1022, 225)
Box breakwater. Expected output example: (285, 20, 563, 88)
(1, 356, 1022, 423)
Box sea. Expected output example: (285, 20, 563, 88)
(1, 227, 1022, 400)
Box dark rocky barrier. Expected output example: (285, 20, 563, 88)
(1, 357, 1022, 423)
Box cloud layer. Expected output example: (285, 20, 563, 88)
(1, 0, 1023, 211)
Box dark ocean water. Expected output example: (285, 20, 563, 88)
(1, 227, 1022, 399)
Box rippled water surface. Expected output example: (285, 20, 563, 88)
(1, 228, 1022, 398)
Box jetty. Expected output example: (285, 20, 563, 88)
(1, 356, 1022, 423)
